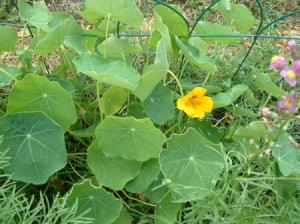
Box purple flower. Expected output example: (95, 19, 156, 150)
(288, 40, 297, 51)
(278, 94, 297, 113)
(280, 69, 297, 87)
(291, 60, 300, 77)
(269, 55, 286, 70)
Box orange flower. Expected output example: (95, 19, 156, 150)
(177, 87, 213, 118)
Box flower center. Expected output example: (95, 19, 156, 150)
(285, 99, 293, 108)
(287, 70, 296, 79)
(271, 55, 279, 62)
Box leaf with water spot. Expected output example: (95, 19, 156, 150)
(160, 128, 224, 202)
(0, 112, 67, 184)
(7, 74, 77, 132)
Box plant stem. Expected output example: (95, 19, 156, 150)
(96, 81, 104, 121)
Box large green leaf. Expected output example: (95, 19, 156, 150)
(96, 116, 166, 161)
(66, 179, 123, 224)
(273, 132, 300, 176)
(99, 86, 128, 116)
(0, 112, 66, 184)
(29, 19, 69, 55)
(142, 84, 175, 125)
(215, 3, 256, 33)
(255, 73, 285, 98)
(212, 85, 248, 108)
(175, 36, 217, 74)
(125, 159, 161, 193)
(194, 21, 241, 44)
(7, 74, 77, 132)
(160, 128, 224, 202)
(0, 66, 21, 88)
(0, 27, 18, 53)
(87, 141, 142, 190)
(155, 193, 181, 224)
(73, 53, 139, 91)
(81, 0, 143, 27)
(98, 36, 142, 58)
(18, 0, 52, 30)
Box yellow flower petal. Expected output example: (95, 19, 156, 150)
(176, 87, 213, 118)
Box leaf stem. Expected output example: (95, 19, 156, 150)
(104, 14, 111, 58)
(96, 81, 104, 121)
(167, 70, 183, 97)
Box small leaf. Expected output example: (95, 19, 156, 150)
(143, 173, 170, 203)
(81, 0, 143, 28)
(87, 141, 142, 190)
(66, 179, 123, 224)
(194, 21, 241, 44)
(125, 159, 161, 193)
(7, 74, 77, 132)
(0, 66, 21, 88)
(100, 86, 128, 116)
(273, 132, 300, 176)
(18, 0, 52, 30)
(0, 112, 67, 184)
(0, 27, 18, 53)
(175, 36, 217, 74)
(255, 73, 285, 98)
(142, 84, 175, 125)
(155, 193, 181, 224)
(160, 128, 224, 202)
(233, 121, 267, 139)
(73, 53, 139, 91)
(98, 36, 142, 58)
(216, 3, 256, 33)
(212, 85, 248, 109)
(96, 116, 166, 161)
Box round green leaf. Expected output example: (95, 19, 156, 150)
(99, 86, 128, 116)
(0, 27, 18, 53)
(87, 141, 142, 190)
(142, 84, 175, 125)
(125, 159, 161, 193)
(96, 116, 166, 161)
(7, 74, 77, 132)
(0, 112, 67, 184)
(160, 128, 224, 202)
(66, 179, 123, 224)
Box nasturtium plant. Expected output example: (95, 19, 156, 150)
(160, 128, 225, 202)
(0, 112, 67, 184)
(96, 116, 166, 161)
(6, 74, 77, 132)
(0, 66, 21, 88)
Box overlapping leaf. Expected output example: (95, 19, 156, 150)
(73, 53, 139, 91)
(0, 27, 18, 53)
(0, 66, 20, 88)
(212, 85, 248, 108)
(87, 141, 142, 190)
(7, 74, 77, 132)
